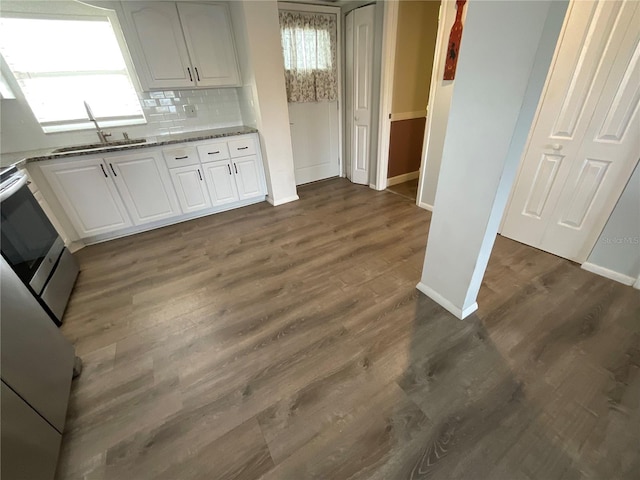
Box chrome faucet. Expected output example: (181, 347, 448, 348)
(84, 101, 112, 144)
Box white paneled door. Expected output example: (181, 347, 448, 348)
(282, 8, 341, 186)
(346, 5, 375, 185)
(289, 102, 340, 185)
(502, 0, 640, 263)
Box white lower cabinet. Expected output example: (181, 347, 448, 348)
(231, 155, 264, 200)
(202, 160, 239, 206)
(107, 152, 180, 225)
(40, 157, 133, 237)
(37, 133, 267, 242)
(169, 164, 212, 213)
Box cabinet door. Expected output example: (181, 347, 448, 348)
(169, 165, 212, 214)
(107, 152, 181, 226)
(121, 2, 195, 89)
(231, 156, 265, 200)
(40, 158, 132, 237)
(202, 161, 240, 206)
(177, 3, 241, 87)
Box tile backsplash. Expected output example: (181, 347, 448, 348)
(139, 88, 244, 135)
(0, 85, 248, 158)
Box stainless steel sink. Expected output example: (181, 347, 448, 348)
(52, 138, 147, 154)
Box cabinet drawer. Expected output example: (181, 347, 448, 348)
(197, 142, 230, 162)
(228, 138, 256, 158)
(163, 146, 199, 168)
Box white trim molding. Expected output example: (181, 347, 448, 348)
(416, 0, 449, 211)
(386, 170, 419, 186)
(418, 201, 433, 212)
(581, 262, 638, 287)
(416, 282, 478, 320)
(373, 0, 399, 192)
(634, 275, 640, 290)
(390, 110, 427, 121)
(267, 194, 300, 207)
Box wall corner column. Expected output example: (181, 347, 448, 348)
(417, 0, 569, 319)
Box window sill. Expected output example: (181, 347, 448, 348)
(42, 118, 147, 134)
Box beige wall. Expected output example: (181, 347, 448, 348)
(391, 0, 440, 115)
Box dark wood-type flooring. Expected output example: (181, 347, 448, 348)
(387, 178, 419, 201)
(56, 178, 640, 480)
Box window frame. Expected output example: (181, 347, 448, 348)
(0, 10, 146, 133)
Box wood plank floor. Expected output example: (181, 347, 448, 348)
(56, 178, 640, 480)
(387, 178, 419, 201)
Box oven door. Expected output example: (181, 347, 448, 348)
(1, 178, 63, 294)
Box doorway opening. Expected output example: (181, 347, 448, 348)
(278, 2, 343, 186)
(383, 0, 441, 204)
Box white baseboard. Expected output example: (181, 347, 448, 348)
(267, 194, 299, 206)
(634, 276, 640, 290)
(387, 171, 420, 186)
(390, 110, 427, 121)
(418, 201, 433, 212)
(416, 282, 478, 320)
(581, 262, 637, 286)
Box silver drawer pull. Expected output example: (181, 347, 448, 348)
(237, 146, 248, 150)
(208, 151, 220, 155)
(175, 155, 189, 160)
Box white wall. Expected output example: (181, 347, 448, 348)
(229, 0, 298, 206)
(417, 0, 568, 319)
(0, 1, 244, 158)
(584, 163, 640, 285)
(417, 0, 461, 210)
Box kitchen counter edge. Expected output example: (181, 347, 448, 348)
(8, 126, 259, 167)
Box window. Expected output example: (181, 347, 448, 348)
(281, 25, 333, 72)
(279, 11, 337, 103)
(0, 15, 144, 133)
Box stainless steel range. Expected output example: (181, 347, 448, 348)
(0, 166, 79, 325)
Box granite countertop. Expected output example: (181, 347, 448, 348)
(2, 126, 258, 167)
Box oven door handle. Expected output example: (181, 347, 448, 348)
(0, 174, 28, 202)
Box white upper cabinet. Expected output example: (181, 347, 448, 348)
(40, 158, 133, 237)
(121, 2, 194, 89)
(120, 1, 240, 90)
(177, 3, 240, 87)
(107, 151, 181, 225)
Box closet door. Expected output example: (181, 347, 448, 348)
(346, 5, 375, 185)
(502, 0, 640, 262)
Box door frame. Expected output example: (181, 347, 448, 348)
(278, 2, 344, 180)
(372, 0, 399, 190)
(415, 0, 453, 211)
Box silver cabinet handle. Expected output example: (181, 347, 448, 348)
(175, 155, 188, 160)
(100, 164, 108, 178)
(109, 164, 117, 177)
(227, 164, 231, 175)
(234, 163, 238, 174)
(197, 169, 202, 181)
(194, 67, 200, 82)
(208, 151, 220, 155)
(187, 67, 193, 82)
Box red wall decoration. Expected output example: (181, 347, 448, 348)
(443, 0, 467, 81)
